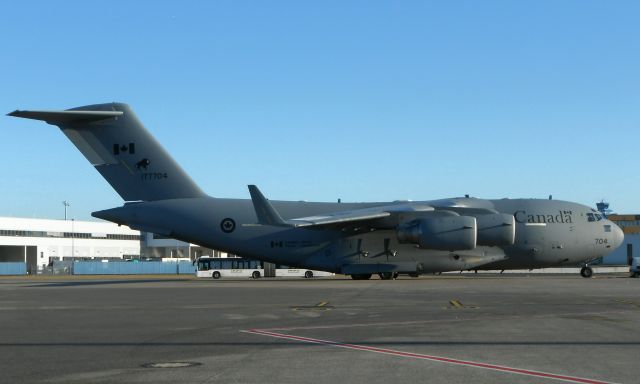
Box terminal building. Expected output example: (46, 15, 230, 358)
(0, 217, 141, 273)
(600, 214, 639, 265)
(0, 216, 235, 274)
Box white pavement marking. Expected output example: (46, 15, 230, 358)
(241, 329, 618, 384)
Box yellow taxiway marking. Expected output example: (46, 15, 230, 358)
(292, 301, 332, 311)
(446, 299, 478, 310)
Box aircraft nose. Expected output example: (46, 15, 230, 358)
(611, 222, 624, 249)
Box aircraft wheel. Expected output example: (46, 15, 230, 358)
(580, 267, 593, 278)
(252, 271, 261, 279)
(378, 272, 393, 280)
(304, 271, 313, 279)
(393, 272, 399, 279)
(212, 271, 221, 279)
(631, 272, 639, 278)
(350, 274, 372, 280)
(408, 273, 419, 278)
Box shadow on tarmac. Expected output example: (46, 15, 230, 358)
(24, 279, 189, 287)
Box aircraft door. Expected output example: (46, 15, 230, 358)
(25, 246, 37, 275)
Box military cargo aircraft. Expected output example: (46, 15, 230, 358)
(9, 103, 624, 279)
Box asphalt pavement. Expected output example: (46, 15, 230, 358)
(0, 274, 638, 384)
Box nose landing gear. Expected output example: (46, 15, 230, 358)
(580, 266, 593, 278)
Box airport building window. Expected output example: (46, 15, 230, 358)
(0, 228, 139, 241)
(106, 234, 141, 240)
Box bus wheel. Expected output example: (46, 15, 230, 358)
(252, 271, 261, 279)
(580, 267, 593, 278)
(212, 271, 221, 279)
(304, 271, 313, 279)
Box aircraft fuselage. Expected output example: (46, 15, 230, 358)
(94, 196, 623, 275)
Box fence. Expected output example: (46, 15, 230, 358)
(72, 261, 196, 275)
(0, 262, 27, 275)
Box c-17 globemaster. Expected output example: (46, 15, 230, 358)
(9, 103, 624, 279)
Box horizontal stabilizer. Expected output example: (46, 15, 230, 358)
(8, 110, 123, 125)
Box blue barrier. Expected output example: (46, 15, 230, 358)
(178, 262, 196, 275)
(73, 261, 196, 275)
(0, 262, 27, 275)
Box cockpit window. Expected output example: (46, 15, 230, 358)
(586, 212, 603, 222)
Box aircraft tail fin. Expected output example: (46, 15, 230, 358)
(9, 103, 206, 201)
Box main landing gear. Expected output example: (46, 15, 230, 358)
(350, 274, 372, 280)
(349, 272, 399, 280)
(378, 272, 399, 280)
(580, 266, 593, 278)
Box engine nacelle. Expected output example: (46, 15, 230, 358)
(475, 213, 515, 246)
(397, 216, 477, 251)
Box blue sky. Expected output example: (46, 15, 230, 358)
(1, 1, 639, 220)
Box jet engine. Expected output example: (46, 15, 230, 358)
(397, 216, 477, 250)
(475, 213, 515, 246)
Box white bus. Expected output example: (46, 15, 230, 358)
(274, 265, 334, 279)
(195, 257, 333, 279)
(196, 257, 263, 279)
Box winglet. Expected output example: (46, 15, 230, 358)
(248, 185, 289, 226)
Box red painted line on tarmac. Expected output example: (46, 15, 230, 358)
(242, 329, 617, 384)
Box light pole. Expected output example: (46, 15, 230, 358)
(71, 218, 75, 263)
(63, 201, 70, 221)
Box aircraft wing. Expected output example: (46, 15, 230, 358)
(248, 185, 439, 228)
(287, 208, 393, 227)
(248, 185, 501, 229)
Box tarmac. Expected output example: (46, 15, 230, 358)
(0, 274, 638, 384)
